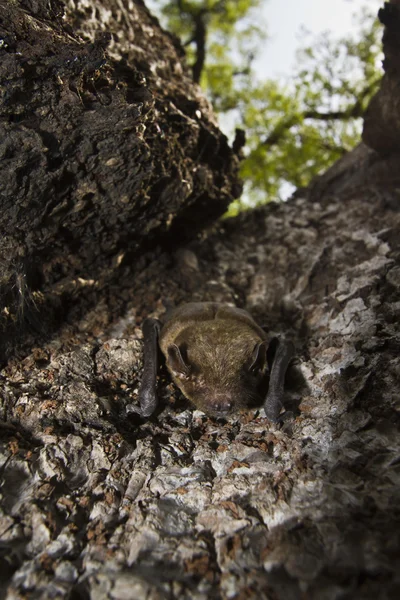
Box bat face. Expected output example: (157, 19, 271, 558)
(137, 303, 295, 422)
(163, 319, 268, 418)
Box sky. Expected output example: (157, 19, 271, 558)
(256, 0, 382, 78)
(148, 0, 383, 80)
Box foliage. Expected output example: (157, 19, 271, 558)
(148, 1, 383, 209)
(153, 0, 265, 108)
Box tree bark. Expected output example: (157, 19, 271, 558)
(363, 0, 400, 155)
(1, 2, 400, 600)
(0, 0, 241, 361)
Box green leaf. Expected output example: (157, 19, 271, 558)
(148, 1, 382, 209)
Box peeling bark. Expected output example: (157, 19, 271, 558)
(1, 159, 400, 599)
(0, 2, 400, 600)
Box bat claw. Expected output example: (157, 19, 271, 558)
(126, 403, 144, 416)
(264, 406, 294, 426)
(277, 410, 294, 424)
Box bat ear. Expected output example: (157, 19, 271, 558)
(249, 341, 267, 373)
(167, 343, 190, 376)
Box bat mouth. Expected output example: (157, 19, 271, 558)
(211, 410, 231, 419)
(207, 396, 234, 418)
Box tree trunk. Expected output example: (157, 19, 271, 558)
(0, 0, 241, 361)
(1, 2, 399, 600)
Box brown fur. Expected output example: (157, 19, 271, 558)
(159, 303, 267, 417)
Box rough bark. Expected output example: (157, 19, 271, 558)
(0, 0, 241, 361)
(2, 152, 400, 600)
(1, 2, 400, 600)
(363, 1, 400, 154)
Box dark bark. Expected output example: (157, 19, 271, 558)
(363, 0, 400, 154)
(0, 0, 241, 361)
(0, 2, 400, 600)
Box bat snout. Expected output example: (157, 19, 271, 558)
(209, 395, 234, 416)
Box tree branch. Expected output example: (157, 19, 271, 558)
(192, 12, 206, 83)
(261, 80, 380, 148)
(176, 0, 228, 84)
(176, 0, 207, 83)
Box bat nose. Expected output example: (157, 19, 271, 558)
(211, 396, 233, 415)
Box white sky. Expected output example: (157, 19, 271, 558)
(148, 0, 383, 79)
(256, 0, 382, 78)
